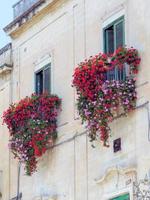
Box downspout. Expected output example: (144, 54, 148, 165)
(16, 162, 21, 200)
(9, 45, 22, 200)
(16, 44, 22, 200)
(83, 1, 88, 200)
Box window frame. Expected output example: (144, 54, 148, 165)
(103, 16, 127, 81)
(103, 187, 133, 200)
(35, 63, 51, 95)
(103, 188, 134, 200)
(110, 193, 130, 200)
(103, 16, 125, 54)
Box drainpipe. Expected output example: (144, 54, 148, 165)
(16, 162, 21, 200)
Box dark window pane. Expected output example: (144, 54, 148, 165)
(36, 71, 43, 95)
(105, 26, 114, 54)
(115, 20, 124, 49)
(44, 66, 51, 94)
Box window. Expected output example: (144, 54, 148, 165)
(103, 16, 126, 81)
(104, 16, 125, 54)
(35, 64, 51, 95)
(110, 193, 130, 200)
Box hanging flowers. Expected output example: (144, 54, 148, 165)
(3, 93, 61, 175)
(72, 47, 141, 146)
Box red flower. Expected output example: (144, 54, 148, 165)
(72, 47, 141, 146)
(3, 93, 61, 175)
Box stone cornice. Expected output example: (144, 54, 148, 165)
(4, 0, 46, 33)
(3, 0, 63, 38)
(0, 63, 13, 75)
(0, 43, 12, 56)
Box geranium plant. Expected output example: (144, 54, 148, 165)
(72, 47, 141, 146)
(3, 93, 61, 175)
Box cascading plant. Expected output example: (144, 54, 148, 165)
(72, 47, 141, 146)
(3, 93, 61, 175)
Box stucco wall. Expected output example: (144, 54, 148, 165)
(0, 81, 11, 200)
(0, 0, 150, 199)
(0, 44, 12, 199)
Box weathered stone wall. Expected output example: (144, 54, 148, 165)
(0, 0, 150, 199)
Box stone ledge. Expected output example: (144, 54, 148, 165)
(4, 0, 46, 33)
(0, 63, 13, 74)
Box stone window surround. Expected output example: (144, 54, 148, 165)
(34, 54, 53, 94)
(102, 5, 126, 51)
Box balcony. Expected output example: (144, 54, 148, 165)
(0, 43, 12, 75)
(13, 0, 42, 19)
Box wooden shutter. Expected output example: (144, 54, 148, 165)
(43, 65, 51, 94)
(103, 16, 125, 80)
(104, 16, 124, 53)
(114, 19, 124, 49)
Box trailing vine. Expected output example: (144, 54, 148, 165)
(72, 47, 141, 146)
(3, 93, 61, 175)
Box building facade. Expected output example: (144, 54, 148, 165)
(0, 0, 150, 199)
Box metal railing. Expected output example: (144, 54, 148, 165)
(105, 64, 130, 81)
(13, 0, 40, 18)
